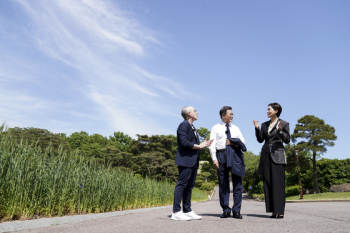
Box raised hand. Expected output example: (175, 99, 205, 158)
(200, 138, 213, 148)
(253, 120, 259, 129)
(277, 121, 282, 130)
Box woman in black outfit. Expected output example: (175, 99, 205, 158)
(253, 103, 290, 219)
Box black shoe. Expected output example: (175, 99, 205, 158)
(270, 214, 277, 218)
(232, 211, 243, 219)
(220, 212, 231, 218)
(276, 215, 284, 219)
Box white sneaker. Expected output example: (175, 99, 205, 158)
(184, 211, 202, 220)
(171, 211, 191, 221)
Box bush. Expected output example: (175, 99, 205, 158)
(285, 185, 300, 197)
(252, 193, 265, 201)
(200, 182, 215, 191)
(256, 181, 264, 194)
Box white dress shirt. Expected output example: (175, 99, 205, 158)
(209, 121, 245, 162)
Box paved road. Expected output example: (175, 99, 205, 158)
(4, 189, 350, 233)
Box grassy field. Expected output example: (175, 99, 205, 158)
(0, 125, 208, 221)
(286, 192, 350, 201)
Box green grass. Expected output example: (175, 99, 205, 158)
(0, 125, 208, 221)
(286, 192, 350, 201)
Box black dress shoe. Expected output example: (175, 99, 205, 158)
(220, 212, 231, 218)
(232, 211, 243, 219)
(276, 215, 284, 219)
(270, 214, 277, 218)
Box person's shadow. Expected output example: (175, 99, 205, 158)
(198, 213, 222, 217)
(245, 214, 269, 218)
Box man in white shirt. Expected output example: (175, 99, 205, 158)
(209, 106, 245, 219)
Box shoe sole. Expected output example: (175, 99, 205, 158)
(171, 217, 191, 221)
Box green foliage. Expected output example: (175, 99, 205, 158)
(199, 162, 218, 184)
(252, 193, 265, 201)
(285, 185, 301, 197)
(7, 127, 69, 151)
(316, 159, 350, 193)
(109, 131, 133, 152)
(0, 127, 207, 220)
(243, 151, 263, 194)
(131, 135, 178, 182)
(197, 127, 211, 161)
(200, 182, 215, 191)
(291, 115, 337, 194)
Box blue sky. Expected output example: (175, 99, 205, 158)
(0, 0, 349, 159)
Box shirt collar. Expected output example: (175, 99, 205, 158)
(221, 121, 230, 126)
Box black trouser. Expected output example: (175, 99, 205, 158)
(263, 160, 285, 215)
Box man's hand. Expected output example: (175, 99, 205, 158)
(213, 160, 219, 169)
(199, 138, 214, 149)
(226, 138, 231, 145)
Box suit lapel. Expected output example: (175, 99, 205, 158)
(186, 120, 199, 144)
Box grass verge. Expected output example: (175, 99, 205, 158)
(286, 192, 350, 201)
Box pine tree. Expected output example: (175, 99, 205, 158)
(291, 115, 337, 194)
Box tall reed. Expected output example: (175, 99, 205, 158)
(0, 126, 207, 220)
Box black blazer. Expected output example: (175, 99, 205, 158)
(175, 120, 200, 168)
(255, 119, 290, 164)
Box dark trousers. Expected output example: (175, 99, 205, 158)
(173, 165, 198, 213)
(263, 161, 285, 215)
(217, 161, 242, 213)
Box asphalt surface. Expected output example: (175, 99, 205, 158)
(2, 189, 350, 233)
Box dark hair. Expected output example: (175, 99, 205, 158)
(220, 106, 232, 119)
(268, 103, 282, 117)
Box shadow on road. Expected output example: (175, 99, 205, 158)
(199, 213, 222, 217)
(245, 214, 269, 218)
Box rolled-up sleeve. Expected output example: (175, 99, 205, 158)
(237, 127, 245, 145)
(177, 124, 194, 149)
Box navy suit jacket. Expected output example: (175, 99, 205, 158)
(226, 138, 246, 177)
(175, 120, 200, 168)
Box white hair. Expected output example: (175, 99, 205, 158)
(181, 106, 193, 120)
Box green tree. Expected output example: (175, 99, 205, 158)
(291, 115, 337, 194)
(109, 131, 133, 152)
(131, 135, 178, 182)
(65, 131, 110, 162)
(197, 127, 211, 161)
(243, 151, 262, 194)
(8, 127, 69, 151)
(285, 143, 312, 187)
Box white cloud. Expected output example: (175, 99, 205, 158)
(0, 0, 191, 137)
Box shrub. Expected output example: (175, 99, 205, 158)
(200, 182, 215, 191)
(285, 185, 300, 197)
(252, 194, 265, 201)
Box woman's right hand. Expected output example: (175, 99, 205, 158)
(253, 120, 259, 129)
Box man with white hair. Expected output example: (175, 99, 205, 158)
(171, 106, 213, 221)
